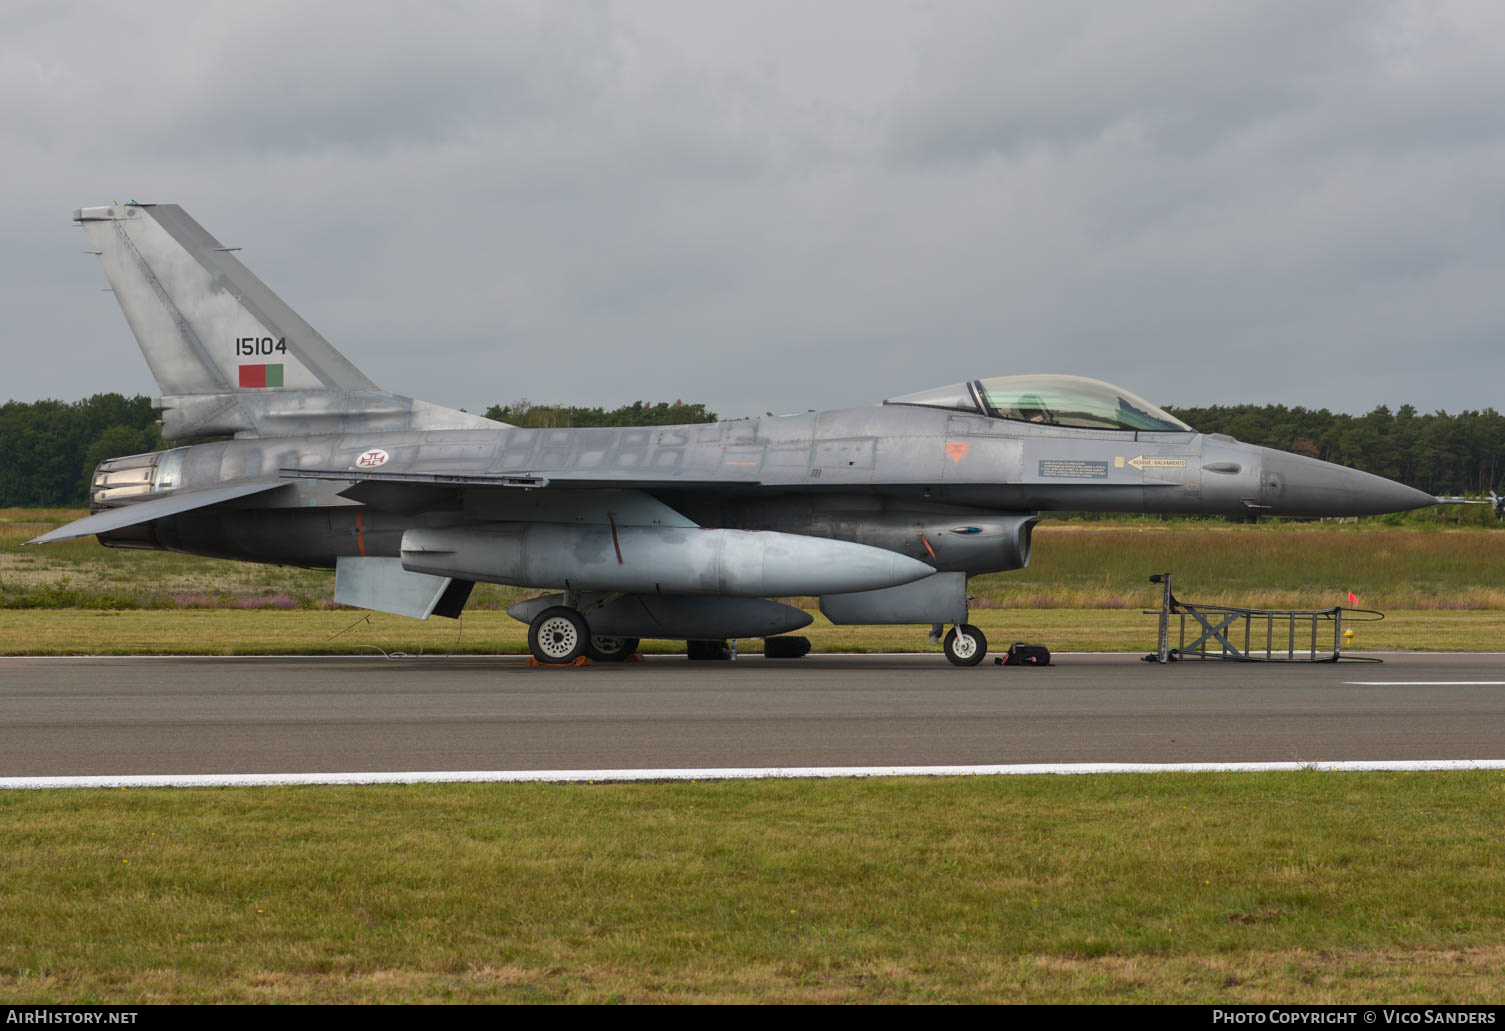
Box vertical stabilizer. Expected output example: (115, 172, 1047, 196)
(76, 203, 503, 439)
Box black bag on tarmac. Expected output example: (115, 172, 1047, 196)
(995, 642, 1051, 666)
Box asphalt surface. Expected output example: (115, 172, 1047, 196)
(2, 653, 1504, 776)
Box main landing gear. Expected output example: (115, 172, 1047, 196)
(686, 640, 733, 661)
(528, 606, 590, 664)
(526, 606, 643, 663)
(588, 635, 640, 662)
(523, 592, 815, 664)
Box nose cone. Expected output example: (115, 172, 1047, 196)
(1258, 449, 1435, 516)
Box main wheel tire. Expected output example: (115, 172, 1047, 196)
(587, 635, 639, 662)
(686, 639, 732, 661)
(942, 624, 988, 666)
(763, 635, 811, 659)
(529, 607, 590, 664)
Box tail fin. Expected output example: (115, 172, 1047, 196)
(76, 203, 502, 439)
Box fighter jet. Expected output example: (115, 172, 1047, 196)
(29, 203, 1436, 665)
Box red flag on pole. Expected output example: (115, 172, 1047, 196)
(1347, 590, 1358, 605)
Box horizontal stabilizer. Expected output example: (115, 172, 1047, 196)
(25, 481, 288, 545)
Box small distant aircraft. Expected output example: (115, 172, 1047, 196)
(30, 203, 1436, 664)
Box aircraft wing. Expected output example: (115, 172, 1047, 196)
(25, 481, 289, 545)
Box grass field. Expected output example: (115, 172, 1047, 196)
(2, 772, 1503, 1003)
(1002, 521, 1505, 611)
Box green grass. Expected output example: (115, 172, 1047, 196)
(994, 522, 1505, 611)
(2, 772, 1503, 1003)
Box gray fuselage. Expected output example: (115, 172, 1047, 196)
(99, 402, 1429, 577)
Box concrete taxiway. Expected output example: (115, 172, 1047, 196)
(1, 653, 1503, 778)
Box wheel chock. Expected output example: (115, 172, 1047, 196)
(526, 656, 596, 668)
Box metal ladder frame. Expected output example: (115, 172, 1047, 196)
(1146, 573, 1384, 663)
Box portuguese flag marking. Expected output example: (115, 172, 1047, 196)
(239, 364, 284, 388)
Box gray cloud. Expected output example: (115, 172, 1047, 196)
(4, 0, 1505, 423)
(888, 1, 1377, 160)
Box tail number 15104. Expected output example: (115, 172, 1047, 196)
(236, 337, 287, 356)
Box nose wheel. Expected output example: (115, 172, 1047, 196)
(942, 624, 987, 666)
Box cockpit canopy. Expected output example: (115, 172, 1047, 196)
(884, 374, 1191, 433)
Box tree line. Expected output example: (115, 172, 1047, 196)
(0, 395, 165, 508)
(2, 394, 1501, 507)
(482, 398, 718, 428)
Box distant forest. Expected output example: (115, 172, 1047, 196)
(482, 399, 718, 428)
(2, 394, 1500, 507)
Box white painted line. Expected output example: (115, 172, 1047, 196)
(1344, 681, 1505, 686)
(4, 759, 1505, 790)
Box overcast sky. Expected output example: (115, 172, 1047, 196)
(5, 0, 1504, 421)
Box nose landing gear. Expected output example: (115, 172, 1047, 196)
(942, 623, 988, 666)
